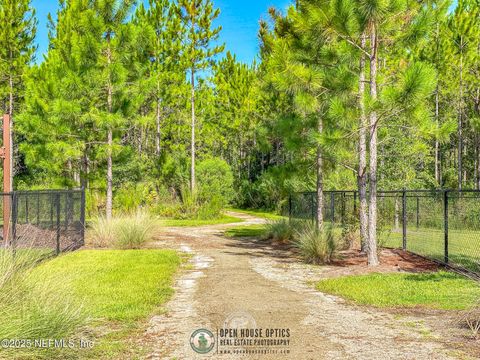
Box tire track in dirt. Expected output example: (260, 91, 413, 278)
(145, 212, 457, 360)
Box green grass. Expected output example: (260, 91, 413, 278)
(34, 249, 181, 322)
(380, 227, 480, 272)
(224, 224, 267, 237)
(159, 214, 242, 227)
(29, 249, 181, 359)
(316, 271, 480, 310)
(227, 208, 286, 220)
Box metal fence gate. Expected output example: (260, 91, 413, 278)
(0, 189, 85, 256)
(289, 190, 480, 275)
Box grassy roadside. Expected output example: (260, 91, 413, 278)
(316, 271, 480, 310)
(226, 208, 286, 221)
(225, 224, 267, 238)
(27, 249, 182, 359)
(158, 214, 242, 227)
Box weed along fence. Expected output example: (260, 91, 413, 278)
(0, 189, 85, 256)
(289, 190, 480, 275)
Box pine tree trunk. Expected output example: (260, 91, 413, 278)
(106, 36, 113, 220)
(458, 37, 463, 190)
(477, 137, 480, 190)
(8, 70, 14, 192)
(156, 81, 161, 156)
(434, 85, 440, 185)
(316, 117, 324, 229)
(81, 153, 89, 190)
(106, 128, 113, 220)
(394, 197, 399, 230)
(358, 33, 368, 252)
(367, 25, 380, 266)
(190, 67, 196, 191)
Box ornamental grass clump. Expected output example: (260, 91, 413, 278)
(89, 211, 156, 249)
(0, 249, 86, 359)
(294, 222, 337, 264)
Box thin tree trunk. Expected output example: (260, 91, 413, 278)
(8, 70, 13, 192)
(155, 81, 161, 156)
(190, 66, 196, 191)
(81, 152, 89, 190)
(106, 35, 113, 220)
(316, 117, 324, 228)
(477, 137, 480, 190)
(394, 197, 399, 230)
(434, 22, 441, 186)
(358, 33, 368, 252)
(458, 36, 464, 190)
(367, 25, 380, 266)
(434, 85, 440, 185)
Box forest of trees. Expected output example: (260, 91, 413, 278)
(0, 0, 479, 262)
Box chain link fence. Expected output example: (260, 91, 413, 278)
(289, 190, 480, 275)
(0, 189, 85, 257)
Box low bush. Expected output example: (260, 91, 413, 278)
(115, 213, 156, 249)
(0, 249, 86, 359)
(88, 211, 156, 249)
(294, 222, 337, 264)
(264, 219, 298, 243)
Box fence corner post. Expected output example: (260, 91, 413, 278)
(402, 189, 407, 251)
(11, 192, 18, 252)
(56, 193, 61, 255)
(444, 190, 449, 264)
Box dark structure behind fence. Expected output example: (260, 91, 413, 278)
(1, 189, 85, 256)
(289, 190, 480, 275)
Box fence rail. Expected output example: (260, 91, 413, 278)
(289, 190, 480, 275)
(0, 189, 85, 257)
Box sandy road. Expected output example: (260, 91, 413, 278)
(145, 212, 456, 360)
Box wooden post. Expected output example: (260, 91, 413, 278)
(2, 114, 11, 245)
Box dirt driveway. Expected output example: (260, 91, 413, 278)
(144, 212, 464, 360)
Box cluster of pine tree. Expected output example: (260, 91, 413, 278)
(0, 0, 479, 245)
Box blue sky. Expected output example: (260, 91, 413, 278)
(31, 0, 292, 64)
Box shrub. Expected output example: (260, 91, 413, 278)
(294, 222, 337, 264)
(197, 158, 234, 208)
(0, 250, 85, 359)
(114, 184, 144, 213)
(265, 219, 297, 243)
(88, 211, 156, 249)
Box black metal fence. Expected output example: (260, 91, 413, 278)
(289, 190, 480, 274)
(0, 189, 85, 257)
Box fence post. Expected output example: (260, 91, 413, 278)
(331, 192, 335, 223)
(36, 193, 40, 226)
(402, 190, 407, 251)
(50, 193, 54, 228)
(56, 193, 61, 255)
(444, 190, 449, 264)
(353, 191, 357, 213)
(12, 193, 17, 251)
(25, 195, 29, 224)
(416, 196, 419, 229)
(80, 188, 86, 246)
(65, 192, 71, 230)
(341, 192, 346, 226)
